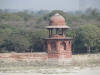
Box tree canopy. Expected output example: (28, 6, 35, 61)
(0, 9, 100, 53)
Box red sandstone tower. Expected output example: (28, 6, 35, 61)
(44, 13, 72, 63)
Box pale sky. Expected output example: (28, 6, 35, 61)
(0, 0, 79, 11)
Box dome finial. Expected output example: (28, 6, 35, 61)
(55, 13, 60, 16)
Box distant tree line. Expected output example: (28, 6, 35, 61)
(0, 9, 100, 53)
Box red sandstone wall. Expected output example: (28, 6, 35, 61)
(0, 53, 48, 61)
(47, 40, 72, 59)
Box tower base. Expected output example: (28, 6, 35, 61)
(47, 58, 72, 65)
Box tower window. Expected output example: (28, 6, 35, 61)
(60, 41, 66, 50)
(51, 41, 56, 50)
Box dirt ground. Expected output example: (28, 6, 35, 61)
(0, 67, 100, 75)
(0, 53, 100, 75)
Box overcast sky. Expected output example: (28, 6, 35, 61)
(0, 0, 79, 11)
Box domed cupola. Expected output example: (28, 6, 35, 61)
(49, 13, 66, 26)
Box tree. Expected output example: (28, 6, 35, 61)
(29, 30, 48, 52)
(0, 24, 31, 52)
(0, 34, 31, 53)
(73, 24, 100, 53)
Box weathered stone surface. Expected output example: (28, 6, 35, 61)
(0, 53, 48, 61)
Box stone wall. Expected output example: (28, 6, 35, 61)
(0, 53, 48, 61)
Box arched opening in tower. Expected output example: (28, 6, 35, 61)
(60, 42, 66, 50)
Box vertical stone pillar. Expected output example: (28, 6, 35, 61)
(56, 41, 60, 58)
(56, 28, 58, 34)
(51, 29, 53, 36)
(48, 29, 50, 37)
(62, 28, 64, 35)
(47, 40, 51, 52)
